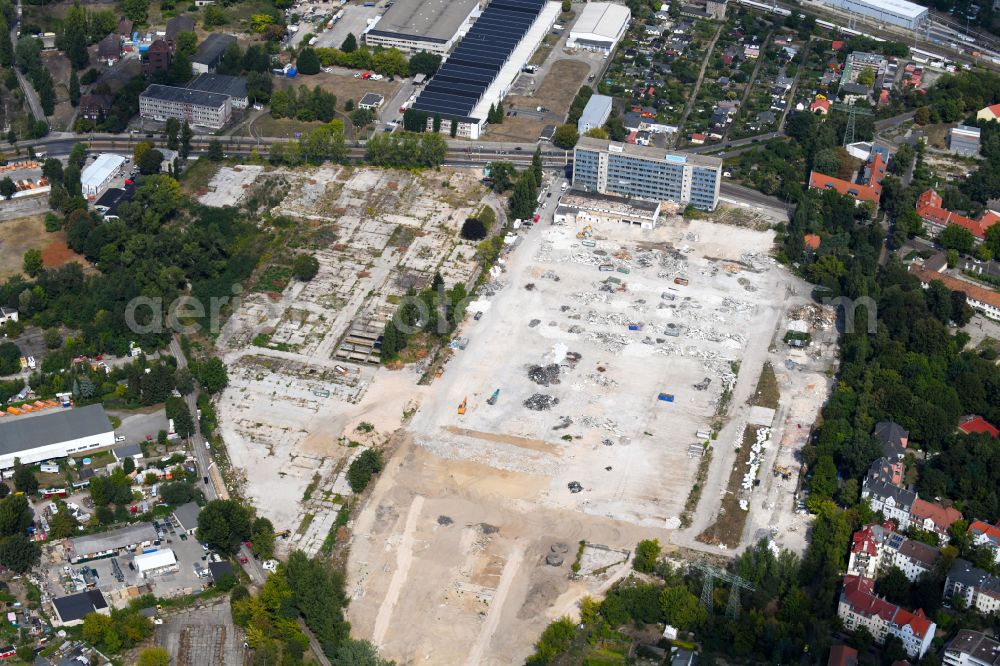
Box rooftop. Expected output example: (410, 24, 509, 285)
(0, 404, 112, 458)
(895, 538, 940, 567)
(69, 522, 157, 558)
(52, 590, 108, 624)
(112, 443, 142, 460)
(141, 84, 229, 108)
(172, 501, 201, 531)
(366, 0, 481, 43)
(909, 263, 1000, 312)
(945, 630, 1000, 665)
(209, 561, 234, 581)
(193, 33, 236, 66)
(575, 135, 723, 169)
(187, 73, 247, 99)
(844, 0, 928, 19)
(80, 154, 126, 190)
(571, 2, 632, 39)
(559, 189, 661, 216)
(578, 94, 614, 130)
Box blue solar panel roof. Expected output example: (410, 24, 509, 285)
(411, 0, 547, 121)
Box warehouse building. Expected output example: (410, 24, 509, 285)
(67, 523, 158, 563)
(79, 153, 126, 199)
(577, 94, 613, 134)
(409, 0, 559, 139)
(192, 33, 236, 73)
(572, 137, 723, 210)
(139, 84, 232, 129)
(818, 0, 928, 30)
(365, 0, 482, 55)
(0, 404, 115, 469)
(567, 2, 631, 53)
(187, 73, 248, 108)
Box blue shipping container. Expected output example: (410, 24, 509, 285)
(658, 393, 674, 402)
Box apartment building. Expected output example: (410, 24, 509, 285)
(139, 84, 232, 129)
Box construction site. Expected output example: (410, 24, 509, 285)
(344, 209, 840, 664)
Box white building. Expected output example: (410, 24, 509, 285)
(134, 549, 178, 576)
(838, 576, 936, 659)
(554, 189, 661, 229)
(567, 2, 631, 53)
(577, 94, 613, 134)
(80, 153, 126, 199)
(139, 84, 232, 130)
(364, 0, 482, 55)
(945, 560, 1000, 615)
(0, 405, 115, 470)
(0, 307, 17, 324)
(818, 0, 928, 30)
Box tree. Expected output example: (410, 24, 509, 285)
(196, 357, 228, 393)
(350, 107, 375, 127)
(180, 121, 194, 159)
(159, 481, 195, 505)
(810, 455, 839, 500)
(914, 106, 930, 125)
(69, 69, 80, 106)
(297, 47, 321, 75)
(509, 170, 538, 221)
(165, 117, 180, 151)
(292, 254, 320, 281)
(137, 148, 163, 175)
(531, 146, 543, 188)
(122, 0, 149, 23)
(461, 218, 487, 240)
(61, 2, 89, 68)
(207, 139, 224, 161)
(166, 397, 195, 438)
(13, 464, 37, 496)
(203, 5, 227, 27)
(552, 124, 579, 150)
(660, 585, 706, 631)
(487, 161, 515, 192)
(333, 640, 394, 666)
(133, 140, 154, 164)
(813, 148, 841, 175)
(251, 517, 275, 559)
(197, 500, 252, 553)
(877, 566, 910, 604)
(168, 52, 192, 85)
(49, 506, 80, 539)
(175, 32, 198, 57)
(408, 51, 441, 76)
(341, 33, 358, 53)
(0, 494, 32, 536)
(0, 177, 15, 200)
(0, 343, 21, 375)
(137, 647, 171, 666)
(940, 224, 975, 253)
(22, 248, 43, 276)
(0, 535, 40, 573)
(347, 448, 384, 492)
(561, 0, 571, 11)
(634, 539, 661, 573)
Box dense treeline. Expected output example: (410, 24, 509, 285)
(0, 172, 264, 359)
(365, 131, 448, 168)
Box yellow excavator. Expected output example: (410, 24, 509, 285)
(458, 397, 467, 415)
(576, 225, 593, 240)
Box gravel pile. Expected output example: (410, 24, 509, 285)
(528, 364, 561, 386)
(524, 394, 559, 410)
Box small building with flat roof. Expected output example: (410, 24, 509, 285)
(0, 404, 115, 469)
(192, 33, 236, 73)
(359, 93, 385, 110)
(134, 549, 178, 576)
(364, 0, 482, 55)
(112, 443, 143, 463)
(949, 125, 981, 157)
(568, 2, 631, 53)
(67, 523, 158, 563)
(555, 189, 662, 229)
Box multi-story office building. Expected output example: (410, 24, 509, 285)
(572, 137, 722, 211)
(139, 84, 231, 129)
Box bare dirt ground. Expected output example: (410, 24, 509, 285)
(345, 211, 836, 664)
(0, 215, 86, 279)
(489, 60, 592, 143)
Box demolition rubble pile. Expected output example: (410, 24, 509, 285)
(738, 426, 771, 511)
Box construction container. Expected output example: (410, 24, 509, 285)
(599, 264, 614, 272)
(674, 277, 689, 286)
(657, 393, 674, 402)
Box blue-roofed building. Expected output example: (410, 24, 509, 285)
(572, 136, 723, 211)
(577, 94, 613, 134)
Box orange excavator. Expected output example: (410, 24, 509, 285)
(458, 397, 467, 415)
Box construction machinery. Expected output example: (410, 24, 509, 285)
(458, 397, 467, 415)
(576, 225, 593, 240)
(486, 389, 500, 405)
(774, 465, 792, 480)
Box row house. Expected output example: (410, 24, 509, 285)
(885, 533, 940, 582)
(910, 497, 963, 544)
(945, 560, 1000, 615)
(837, 576, 936, 659)
(847, 525, 940, 583)
(916, 189, 1000, 245)
(861, 481, 916, 529)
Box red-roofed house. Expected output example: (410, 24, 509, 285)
(832, 40, 845, 50)
(828, 645, 858, 666)
(847, 524, 892, 578)
(689, 133, 705, 145)
(838, 576, 936, 659)
(978, 103, 1000, 122)
(958, 416, 1000, 438)
(909, 260, 1000, 321)
(810, 98, 830, 115)
(910, 498, 963, 543)
(916, 189, 1000, 242)
(808, 152, 886, 206)
(969, 520, 1000, 564)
